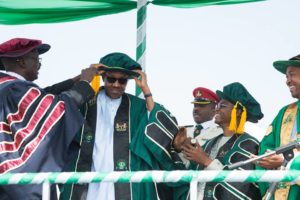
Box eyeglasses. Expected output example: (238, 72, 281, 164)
(106, 76, 128, 85)
(215, 102, 231, 110)
(17, 56, 42, 63)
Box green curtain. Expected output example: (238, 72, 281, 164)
(0, 0, 265, 25)
(0, 0, 136, 25)
(152, 0, 264, 8)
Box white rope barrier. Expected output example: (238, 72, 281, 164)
(1, 170, 300, 185)
(2, 170, 299, 200)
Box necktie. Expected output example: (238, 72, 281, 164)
(193, 124, 203, 138)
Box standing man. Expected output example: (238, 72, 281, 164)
(190, 87, 223, 146)
(174, 87, 222, 167)
(257, 54, 300, 200)
(60, 52, 188, 200)
(0, 38, 97, 200)
(183, 82, 263, 200)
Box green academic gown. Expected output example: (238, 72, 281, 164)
(59, 91, 189, 200)
(190, 133, 261, 200)
(258, 101, 300, 200)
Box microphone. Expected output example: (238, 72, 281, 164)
(274, 140, 300, 154)
(227, 140, 300, 170)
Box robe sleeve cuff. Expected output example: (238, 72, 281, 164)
(205, 159, 224, 170)
(62, 81, 94, 106)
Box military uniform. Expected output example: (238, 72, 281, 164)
(191, 87, 223, 145)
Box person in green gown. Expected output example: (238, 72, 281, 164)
(60, 52, 188, 200)
(181, 82, 263, 200)
(257, 54, 300, 200)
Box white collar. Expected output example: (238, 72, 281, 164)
(200, 119, 215, 130)
(99, 90, 122, 107)
(0, 70, 26, 81)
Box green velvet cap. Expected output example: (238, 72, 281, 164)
(273, 54, 300, 74)
(99, 52, 141, 78)
(216, 82, 264, 123)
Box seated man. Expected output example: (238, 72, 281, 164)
(0, 38, 97, 200)
(182, 82, 263, 200)
(60, 52, 188, 200)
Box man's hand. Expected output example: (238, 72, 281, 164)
(72, 64, 105, 83)
(133, 70, 155, 111)
(133, 70, 150, 93)
(89, 64, 106, 75)
(173, 127, 187, 152)
(257, 150, 284, 169)
(80, 67, 99, 83)
(182, 140, 212, 167)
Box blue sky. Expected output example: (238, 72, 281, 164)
(1, 0, 299, 140)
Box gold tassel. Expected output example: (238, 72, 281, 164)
(237, 106, 247, 134)
(229, 102, 238, 132)
(90, 75, 101, 94)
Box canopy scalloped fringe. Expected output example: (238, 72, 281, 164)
(0, 0, 265, 25)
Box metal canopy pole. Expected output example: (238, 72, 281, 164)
(136, 0, 147, 97)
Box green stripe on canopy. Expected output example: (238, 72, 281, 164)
(0, 0, 265, 25)
(152, 0, 265, 8)
(0, 0, 137, 25)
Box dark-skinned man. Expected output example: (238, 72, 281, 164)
(0, 38, 97, 200)
(175, 87, 223, 168)
(60, 52, 188, 200)
(190, 87, 223, 146)
(257, 54, 300, 200)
